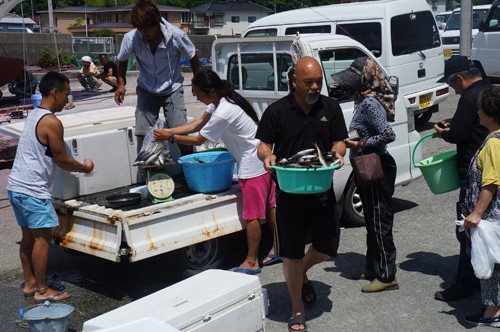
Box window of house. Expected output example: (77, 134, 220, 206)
(231, 16, 240, 23)
(248, 16, 256, 23)
(214, 14, 224, 27)
(97, 13, 112, 23)
(182, 12, 192, 23)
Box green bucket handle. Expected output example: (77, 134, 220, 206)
(412, 133, 436, 168)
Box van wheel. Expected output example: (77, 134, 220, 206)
(341, 181, 365, 227)
(168, 237, 228, 278)
(414, 108, 433, 127)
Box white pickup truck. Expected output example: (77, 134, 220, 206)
(0, 35, 423, 276)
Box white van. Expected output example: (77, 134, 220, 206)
(471, 0, 500, 81)
(436, 11, 452, 30)
(242, 0, 449, 126)
(441, 4, 491, 58)
(212, 35, 423, 226)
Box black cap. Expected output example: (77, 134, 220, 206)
(330, 57, 368, 91)
(439, 55, 476, 83)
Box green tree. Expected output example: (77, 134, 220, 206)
(90, 28, 116, 37)
(69, 17, 85, 27)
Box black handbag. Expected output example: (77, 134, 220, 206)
(351, 153, 384, 186)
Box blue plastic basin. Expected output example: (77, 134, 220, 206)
(178, 151, 235, 193)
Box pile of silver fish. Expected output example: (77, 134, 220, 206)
(276, 144, 339, 168)
(133, 144, 173, 167)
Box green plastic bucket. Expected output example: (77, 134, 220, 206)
(412, 133, 460, 194)
(271, 164, 340, 194)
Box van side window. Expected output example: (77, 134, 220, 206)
(336, 23, 382, 57)
(484, 6, 500, 31)
(227, 53, 293, 91)
(284, 25, 332, 35)
(245, 29, 278, 37)
(319, 48, 369, 101)
(391, 10, 441, 56)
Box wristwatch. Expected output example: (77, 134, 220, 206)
(169, 133, 175, 143)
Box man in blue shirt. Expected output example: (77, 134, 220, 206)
(115, 0, 200, 153)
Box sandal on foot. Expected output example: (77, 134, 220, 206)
(301, 281, 316, 306)
(35, 289, 71, 303)
(262, 254, 283, 267)
(23, 291, 35, 297)
(288, 314, 307, 332)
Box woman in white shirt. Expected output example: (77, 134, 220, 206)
(154, 69, 279, 274)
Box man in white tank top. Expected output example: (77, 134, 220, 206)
(7, 72, 94, 302)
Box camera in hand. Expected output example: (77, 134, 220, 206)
(437, 122, 446, 129)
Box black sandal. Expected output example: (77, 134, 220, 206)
(301, 280, 316, 306)
(288, 314, 307, 332)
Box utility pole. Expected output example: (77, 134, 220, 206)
(459, 0, 472, 57)
(48, 0, 54, 33)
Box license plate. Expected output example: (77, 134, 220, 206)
(419, 93, 431, 109)
(443, 49, 453, 57)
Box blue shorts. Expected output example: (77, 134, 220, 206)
(8, 191, 58, 229)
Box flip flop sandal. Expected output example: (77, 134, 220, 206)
(288, 314, 307, 332)
(262, 254, 283, 267)
(23, 291, 35, 297)
(35, 291, 71, 303)
(301, 281, 316, 306)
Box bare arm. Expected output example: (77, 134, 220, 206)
(153, 112, 212, 141)
(331, 140, 346, 167)
(40, 115, 94, 173)
(170, 133, 208, 147)
(464, 184, 497, 229)
(257, 142, 276, 172)
(115, 60, 128, 105)
(190, 53, 200, 76)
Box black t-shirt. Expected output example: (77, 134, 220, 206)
(256, 94, 348, 160)
(441, 79, 491, 177)
(104, 60, 118, 78)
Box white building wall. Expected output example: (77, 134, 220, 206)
(209, 10, 268, 36)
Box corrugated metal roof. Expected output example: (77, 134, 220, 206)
(0, 14, 36, 24)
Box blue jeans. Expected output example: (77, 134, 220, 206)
(134, 85, 187, 137)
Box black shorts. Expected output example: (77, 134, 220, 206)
(275, 189, 340, 259)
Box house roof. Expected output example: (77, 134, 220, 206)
(0, 13, 36, 24)
(38, 4, 189, 14)
(67, 22, 133, 30)
(190, 1, 272, 13)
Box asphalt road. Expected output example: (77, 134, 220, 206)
(0, 78, 484, 332)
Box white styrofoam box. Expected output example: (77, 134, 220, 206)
(95, 317, 180, 332)
(0, 107, 136, 139)
(83, 269, 266, 332)
(51, 128, 133, 200)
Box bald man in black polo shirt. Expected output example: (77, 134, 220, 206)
(257, 56, 347, 332)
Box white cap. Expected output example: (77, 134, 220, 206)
(81, 56, 92, 63)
